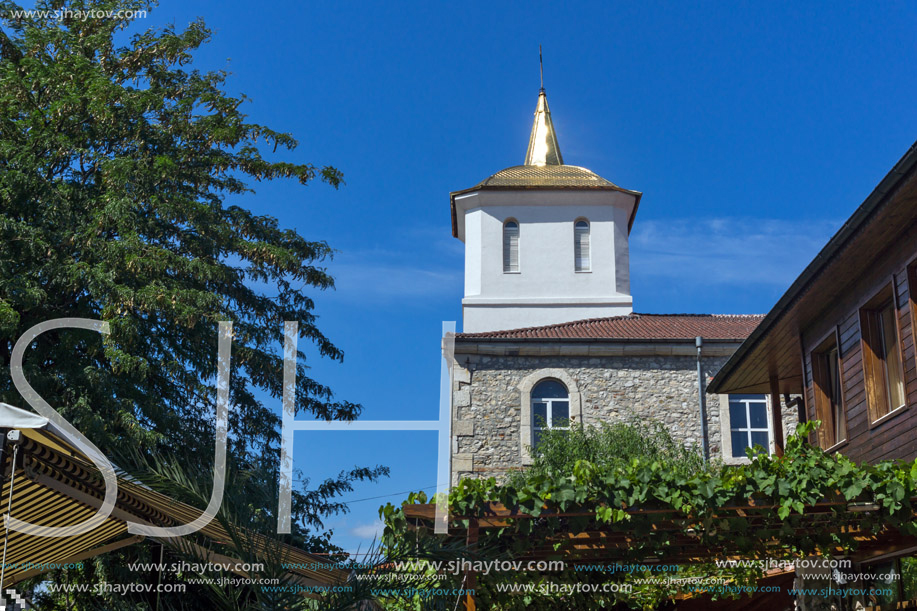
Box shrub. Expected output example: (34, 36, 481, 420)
(509, 419, 706, 487)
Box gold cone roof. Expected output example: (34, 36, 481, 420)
(524, 90, 563, 166)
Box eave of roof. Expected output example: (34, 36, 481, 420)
(455, 336, 747, 344)
(708, 139, 917, 395)
(449, 167, 643, 238)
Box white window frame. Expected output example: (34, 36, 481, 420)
(718, 394, 775, 465)
(531, 391, 571, 447)
(574, 218, 591, 273)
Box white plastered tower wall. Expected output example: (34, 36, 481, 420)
(455, 189, 637, 332)
(449, 88, 641, 333)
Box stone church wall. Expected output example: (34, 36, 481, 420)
(451, 351, 798, 484)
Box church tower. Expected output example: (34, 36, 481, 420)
(450, 88, 642, 333)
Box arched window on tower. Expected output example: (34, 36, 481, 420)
(574, 219, 590, 272)
(531, 379, 569, 448)
(503, 219, 519, 273)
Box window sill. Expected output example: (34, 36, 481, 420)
(574, 270, 592, 274)
(723, 450, 774, 466)
(822, 439, 848, 454)
(869, 404, 908, 429)
(503, 271, 521, 275)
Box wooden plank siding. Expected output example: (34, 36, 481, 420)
(709, 160, 917, 398)
(710, 144, 917, 467)
(799, 228, 917, 463)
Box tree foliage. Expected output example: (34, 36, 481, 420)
(509, 419, 706, 488)
(0, 0, 386, 606)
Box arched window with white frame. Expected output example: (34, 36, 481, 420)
(503, 219, 519, 273)
(531, 379, 569, 448)
(574, 219, 590, 272)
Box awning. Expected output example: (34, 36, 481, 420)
(0, 402, 347, 588)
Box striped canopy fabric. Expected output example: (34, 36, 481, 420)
(0, 423, 347, 589)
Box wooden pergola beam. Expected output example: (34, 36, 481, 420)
(399, 499, 917, 565)
(402, 496, 869, 525)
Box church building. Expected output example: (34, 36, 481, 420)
(448, 87, 797, 483)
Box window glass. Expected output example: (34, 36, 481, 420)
(860, 290, 907, 423)
(574, 220, 590, 272)
(552, 401, 569, 424)
(533, 402, 547, 427)
(729, 403, 747, 428)
(730, 432, 746, 456)
(749, 406, 768, 429)
(750, 431, 769, 448)
(827, 347, 845, 444)
(531, 379, 570, 449)
(503, 220, 519, 273)
(533, 380, 568, 399)
(728, 395, 770, 458)
(879, 303, 906, 409)
(814, 341, 846, 448)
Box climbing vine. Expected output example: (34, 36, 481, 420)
(378, 423, 917, 609)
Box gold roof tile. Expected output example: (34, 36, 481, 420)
(475, 164, 619, 188)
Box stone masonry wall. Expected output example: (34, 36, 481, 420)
(451, 352, 798, 484)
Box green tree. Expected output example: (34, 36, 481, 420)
(0, 0, 385, 606)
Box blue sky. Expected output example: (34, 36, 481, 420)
(128, 0, 917, 552)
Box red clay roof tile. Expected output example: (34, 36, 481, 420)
(457, 314, 764, 341)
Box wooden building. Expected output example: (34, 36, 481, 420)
(710, 140, 917, 463)
(709, 140, 917, 608)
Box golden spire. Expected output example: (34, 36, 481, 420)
(524, 48, 563, 166)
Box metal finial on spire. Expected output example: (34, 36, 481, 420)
(539, 45, 544, 91)
(525, 49, 563, 166)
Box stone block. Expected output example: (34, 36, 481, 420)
(453, 367, 471, 385)
(453, 454, 473, 471)
(453, 420, 474, 436)
(454, 388, 471, 407)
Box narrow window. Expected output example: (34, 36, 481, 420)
(503, 220, 519, 273)
(574, 219, 590, 272)
(860, 286, 906, 423)
(531, 379, 569, 448)
(728, 395, 770, 458)
(812, 333, 846, 448)
(908, 261, 917, 372)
